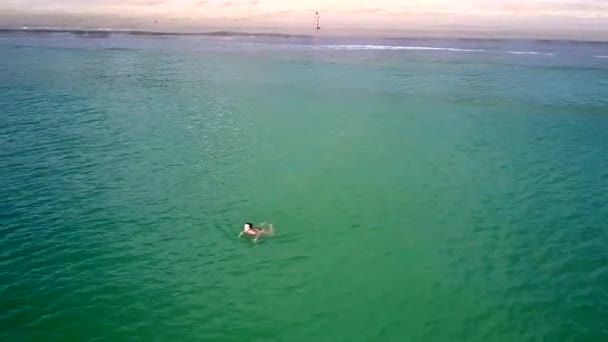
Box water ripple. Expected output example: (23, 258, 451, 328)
(2, 35, 608, 341)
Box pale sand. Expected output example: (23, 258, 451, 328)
(1, 8, 607, 41)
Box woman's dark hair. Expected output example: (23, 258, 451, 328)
(245, 222, 254, 228)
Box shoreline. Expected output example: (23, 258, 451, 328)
(2, 27, 608, 45)
(0, 28, 312, 39)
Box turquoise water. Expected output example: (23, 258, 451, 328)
(1, 32, 608, 341)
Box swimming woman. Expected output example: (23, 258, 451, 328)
(239, 222, 273, 242)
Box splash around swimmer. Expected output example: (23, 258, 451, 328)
(239, 222, 274, 242)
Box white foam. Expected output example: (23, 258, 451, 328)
(318, 44, 485, 52)
(594, 55, 608, 59)
(507, 51, 555, 56)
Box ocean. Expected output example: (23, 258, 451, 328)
(1, 31, 608, 341)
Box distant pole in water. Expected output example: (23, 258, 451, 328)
(315, 11, 321, 30)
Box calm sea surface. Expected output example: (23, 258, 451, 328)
(1, 32, 608, 341)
